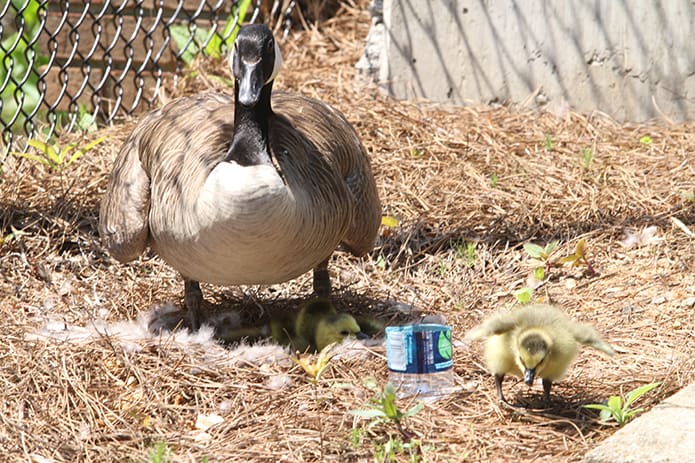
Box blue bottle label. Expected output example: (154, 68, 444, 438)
(386, 324, 453, 374)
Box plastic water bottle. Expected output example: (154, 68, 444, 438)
(385, 324, 455, 400)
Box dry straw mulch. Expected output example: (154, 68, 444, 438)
(1, 1, 694, 462)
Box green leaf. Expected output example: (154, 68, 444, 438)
(12, 150, 52, 167)
(68, 136, 108, 165)
(349, 409, 387, 419)
(544, 240, 559, 255)
(623, 407, 644, 419)
(362, 377, 379, 391)
(606, 394, 623, 411)
(26, 139, 58, 163)
(523, 243, 545, 259)
(170, 24, 199, 65)
(221, 0, 251, 48)
(514, 287, 533, 304)
(381, 392, 400, 421)
(404, 401, 424, 418)
(582, 403, 610, 411)
(624, 382, 660, 409)
(639, 135, 653, 145)
(599, 408, 613, 422)
(533, 266, 545, 281)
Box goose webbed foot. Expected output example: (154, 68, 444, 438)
(184, 279, 205, 330)
(312, 258, 332, 298)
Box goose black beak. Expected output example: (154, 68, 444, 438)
(238, 61, 264, 107)
(355, 331, 370, 341)
(524, 368, 536, 385)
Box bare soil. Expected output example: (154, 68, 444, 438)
(1, 2, 693, 462)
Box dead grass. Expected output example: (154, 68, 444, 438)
(1, 1, 694, 462)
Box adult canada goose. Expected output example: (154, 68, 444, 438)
(465, 304, 614, 405)
(216, 298, 368, 352)
(99, 24, 381, 330)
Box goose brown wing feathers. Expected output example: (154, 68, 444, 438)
(272, 91, 381, 257)
(99, 93, 235, 262)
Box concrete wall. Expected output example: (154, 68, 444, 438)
(365, 0, 695, 122)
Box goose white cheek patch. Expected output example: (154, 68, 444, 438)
(228, 44, 236, 75)
(267, 40, 282, 83)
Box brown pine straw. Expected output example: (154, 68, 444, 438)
(1, 1, 693, 461)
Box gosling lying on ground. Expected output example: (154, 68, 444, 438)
(465, 303, 614, 405)
(218, 299, 374, 352)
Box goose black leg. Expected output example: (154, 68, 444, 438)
(184, 279, 204, 330)
(312, 257, 332, 298)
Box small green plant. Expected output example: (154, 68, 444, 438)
(514, 286, 534, 304)
(452, 240, 476, 268)
(375, 255, 387, 271)
(293, 342, 335, 385)
(373, 435, 427, 463)
(639, 135, 653, 145)
(678, 191, 694, 202)
(170, 0, 252, 65)
(146, 442, 170, 463)
(581, 147, 594, 169)
(350, 383, 423, 441)
(583, 382, 661, 426)
(489, 172, 499, 187)
(437, 259, 449, 278)
(350, 427, 365, 448)
(409, 147, 424, 158)
(51, 102, 99, 135)
(557, 238, 596, 276)
(544, 134, 555, 151)
(524, 240, 558, 279)
(12, 136, 107, 171)
(1, 0, 48, 134)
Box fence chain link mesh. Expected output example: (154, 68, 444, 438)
(0, 0, 296, 159)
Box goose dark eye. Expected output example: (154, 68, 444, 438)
(340, 330, 350, 336)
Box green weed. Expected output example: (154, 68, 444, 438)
(145, 442, 170, 463)
(350, 383, 423, 441)
(12, 136, 108, 171)
(170, 0, 252, 65)
(1, 0, 48, 134)
(583, 382, 661, 426)
(544, 134, 554, 151)
(581, 147, 594, 169)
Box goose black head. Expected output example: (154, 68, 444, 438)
(230, 24, 282, 107)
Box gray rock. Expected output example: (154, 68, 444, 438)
(583, 384, 695, 463)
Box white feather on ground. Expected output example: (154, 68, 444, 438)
(27, 303, 378, 372)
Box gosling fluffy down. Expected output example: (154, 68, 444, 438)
(216, 299, 368, 353)
(465, 303, 614, 404)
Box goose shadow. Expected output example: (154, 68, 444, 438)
(146, 286, 411, 349)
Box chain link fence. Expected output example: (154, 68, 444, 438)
(0, 0, 300, 158)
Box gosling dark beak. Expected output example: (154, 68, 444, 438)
(238, 61, 265, 107)
(355, 331, 370, 341)
(524, 368, 536, 386)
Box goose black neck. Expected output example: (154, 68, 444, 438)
(225, 81, 274, 166)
